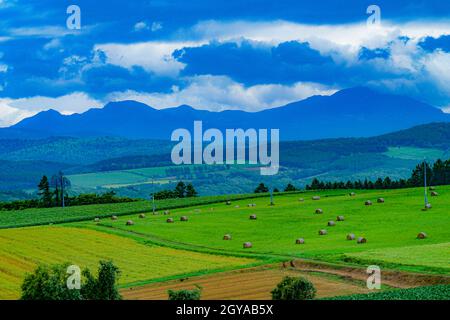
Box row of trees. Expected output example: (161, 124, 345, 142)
(306, 159, 450, 190)
(254, 183, 299, 193)
(0, 173, 137, 211)
(153, 181, 198, 200)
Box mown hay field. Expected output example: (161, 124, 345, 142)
(95, 186, 450, 273)
(0, 226, 256, 299)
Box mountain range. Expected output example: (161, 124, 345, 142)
(2, 87, 449, 141)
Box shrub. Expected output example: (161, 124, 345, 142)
(168, 287, 202, 300)
(271, 276, 316, 300)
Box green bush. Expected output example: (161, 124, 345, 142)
(21, 260, 122, 300)
(271, 276, 316, 300)
(168, 287, 202, 300)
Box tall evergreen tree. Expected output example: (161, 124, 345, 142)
(37, 176, 52, 207)
(175, 181, 186, 198)
(185, 183, 198, 197)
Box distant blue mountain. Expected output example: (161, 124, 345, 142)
(3, 87, 449, 140)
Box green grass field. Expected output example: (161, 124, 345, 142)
(0, 226, 256, 299)
(1, 186, 449, 300)
(90, 187, 450, 273)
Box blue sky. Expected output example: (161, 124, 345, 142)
(0, 0, 449, 126)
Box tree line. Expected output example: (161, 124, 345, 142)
(306, 158, 450, 190)
(153, 181, 198, 200)
(0, 172, 136, 211)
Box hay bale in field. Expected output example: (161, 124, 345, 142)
(247, 203, 256, 207)
(315, 208, 323, 214)
(346, 233, 355, 240)
(425, 203, 432, 209)
(94, 218, 100, 223)
(180, 216, 188, 221)
(357, 237, 367, 244)
(111, 215, 118, 221)
(223, 234, 232, 240)
(166, 218, 174, 223)
(312, 196, 321, 200)
(226, 201, 232, 205)
(164, 210, 170, 215)
(319, 229, 327, 235)
(429, 186, 436, 191)
(365, 200, 373, 206)
(417, 232, 427, 239)
(377, 198, 385, 203)
(336, 215, 345, 221)
(235, 205, 240, 208)
(194, 209, 201, 213)
(349, 192, 356, 196)
(249, 214, 257, 220)
(299, 198, 304, 202)
(431, 191, 438, 197)
(139, 213, 146, 219)
(243, 242, 252, 248)
(295, 238, 305, 244)
(327, 221, 336, 227)
(126, 220, 134, 226)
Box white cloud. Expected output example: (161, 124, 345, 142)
(0, 93, 103, 127)
(184, 19, 450, 50)
(134, 21, 149, 31)
(106, 75, 337, 112)
(95, 41, 200, 77)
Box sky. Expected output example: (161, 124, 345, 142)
(0, 0, 449, 126)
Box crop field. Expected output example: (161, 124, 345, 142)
(0, 186, 449, 300)
(93, 186, 450, 273)
(0, 226, 256, 299)
(121, 265, 370, 300)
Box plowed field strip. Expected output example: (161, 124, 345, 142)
(121, 267, 368, 300)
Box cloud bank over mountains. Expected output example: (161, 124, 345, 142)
(0, 0, 449, 126)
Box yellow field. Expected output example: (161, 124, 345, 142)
(0, 226, 256, 299)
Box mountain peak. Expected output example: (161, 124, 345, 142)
(104, 100, 155, 111)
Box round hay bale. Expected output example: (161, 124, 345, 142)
(357, 237, 367, 244)
(111, 215, 118, 221)
(431, 191, 438, 197)
(365, 200, 373, 206)
(429, 186, 436, 191)
(425, 203, 432, 210)
(327, 221, 336, 227)
(377, 198, 385, 203)
(243, 242, 252, 248)
(139, 213, 146, 219)
(226, 201, 232, 205)
(319, 229, 327, 235)
(164, 210, 170, 215)
(235, 205, 240, 208)
(346, 233, 355, 240)
(223, 234, 232, 240)
(417, 232, 427, 239)
(336, 215, 345, 221)
(312, 196, 321, 201)
(315, 208, 323, 214)
(249, 214, 257, 220)
(166, 218, 174, 223)
(295, 238, 305, 244)
(94, 218, 100, 223)
(298, 198, 304, 202)
(349, 192, 356, 197)
(126, 220, 134, 226)
(180, 216, 188, 222)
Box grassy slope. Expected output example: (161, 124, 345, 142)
(89, 187, 450, 273)
(0, 226, 256, 299)
(0, 192, 289, 229)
